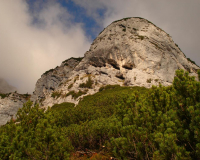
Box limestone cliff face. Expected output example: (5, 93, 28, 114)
(31, 58, 82, 103)
(33, 17, 199, 108)
(0, 93, 28, 126)
(76, 17, 199, 83)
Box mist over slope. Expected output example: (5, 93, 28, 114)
(0, 78, 17, 93)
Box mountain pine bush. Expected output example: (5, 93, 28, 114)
(0, 69, 200, 159)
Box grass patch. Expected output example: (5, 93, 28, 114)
(62, 57, 83, 64)
(147, 78, 152, 83)
(0, 93, 10, 99)
(79, 76, 93, 89)
(187, 58, 196, 65)
(68, 84, 73, 89)
(136, 35, 145, 40)
(113, 17, 132, 23)
(66, 90, 88, 99)
(51, 91, 62, 99)
(99, 85, 121, 92)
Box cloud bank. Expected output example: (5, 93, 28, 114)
(73, 0, 200, 67)
(0, 0, 91, 93)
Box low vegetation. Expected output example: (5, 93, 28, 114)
(51, 102, 75, 112)
(43, 68, 54, 75)
(79, 76, 93, 89)
(20, 93, 31, 100)
(137, 35, 145, 40)
(187, 58, 196, 65)
(147, 78, 152, 83)
(62, 57, 83, 64)
(51, 91, 62, 99)
(66, 90, 87, 99)
(0, 93, 10, 99)
(113, 17, 132, 23)
(0, 70, 200, 159)
(68, 83, 73, 89)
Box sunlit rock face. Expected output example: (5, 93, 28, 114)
(76, 17, 199, 83)
(32, 17, 200, 108)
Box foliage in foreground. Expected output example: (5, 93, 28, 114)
(0, 70, 200, 159)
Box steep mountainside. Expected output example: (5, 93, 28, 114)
(32, 17, 199, 108)
(31, 57, 82, 102)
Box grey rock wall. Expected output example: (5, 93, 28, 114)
(0, 93, 27, 126)
(31, 58, 82, 103)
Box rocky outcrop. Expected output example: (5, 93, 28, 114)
(76, 17, 199, 81)
(31, 57, 83, 103)
(0, 93, 29, 126)
(32, 17, 199, 108)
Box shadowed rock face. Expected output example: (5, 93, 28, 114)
(31, 58, 82, 103)
(32, 17, 199, 108)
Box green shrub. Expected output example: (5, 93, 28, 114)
(99, 85, 121, 92)
(187, 58, 196, 65)
(1, 70, 200, 159)
(155, 79, 159, 82)
(147, 78, 152, 83)
(51, 102, 75, 112)
(68, 83, 73, 89)
(62, 57, 83, 63)
(0, 101, 73, 159)
(66, 90, 87, 99)
(79, 76, 93, 88)
(137, 35, 144, 40)
(51, 91, 62, 99)
(0, 93, 10, 99)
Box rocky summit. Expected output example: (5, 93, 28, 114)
(31, 17, 199, 108)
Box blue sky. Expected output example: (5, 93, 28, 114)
(26, 0, 104, 40)
(0, 0, 200, 93)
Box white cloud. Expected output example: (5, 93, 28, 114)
(0, 0, 91, 93)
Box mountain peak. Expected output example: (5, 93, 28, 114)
(32, 17, 200, 107)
